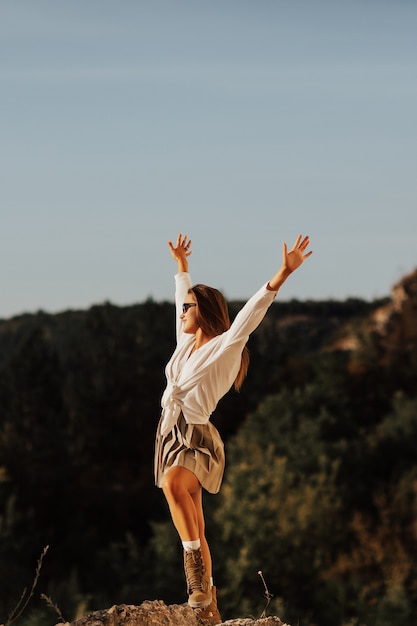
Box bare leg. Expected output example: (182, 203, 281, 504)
(190, 487, 212, 580)
(162, 466, 201, 540)
(162, 466, 212, 579)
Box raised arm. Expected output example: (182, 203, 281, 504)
(267, 234, 312, 291)
(168, 232, 192, 273)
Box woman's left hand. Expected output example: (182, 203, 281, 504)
(282, 235, 312, 274)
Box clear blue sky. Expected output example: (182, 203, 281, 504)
(1, 0, 416, 318)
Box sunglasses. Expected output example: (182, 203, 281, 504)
(182, 302, 197, 313)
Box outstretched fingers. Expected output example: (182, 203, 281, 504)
(168, 232, 193, 258)
(292, 234, 312, 258)
(282, 234, 313, 273)
(300, 235, 313, 259)
(180, 233, 192, 257)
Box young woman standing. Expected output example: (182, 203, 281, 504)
(155, 232, 312, 621)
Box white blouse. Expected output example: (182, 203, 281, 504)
(160, 272, 277, 436)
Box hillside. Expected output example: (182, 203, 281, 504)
(1, 271, 416, 626)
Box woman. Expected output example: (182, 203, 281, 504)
(155, 232, 312, 620)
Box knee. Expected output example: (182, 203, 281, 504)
(161, 468, 186, 502)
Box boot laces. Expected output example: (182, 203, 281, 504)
(185, 549, 204, 592)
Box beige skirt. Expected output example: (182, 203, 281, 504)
(154, 411, 225, 494)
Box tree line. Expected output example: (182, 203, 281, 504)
(0, 293, 416, 626)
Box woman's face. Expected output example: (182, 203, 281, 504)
(181, 293, 199, 334)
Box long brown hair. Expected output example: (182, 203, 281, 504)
(189, 284, 250, 391)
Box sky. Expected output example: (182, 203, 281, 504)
(1, 0, 416, 319)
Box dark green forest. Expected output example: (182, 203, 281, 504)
(0, 283, 416, 626)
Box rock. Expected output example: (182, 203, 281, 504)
(372, 268, 417, 356)
(65, 600, 289, 626)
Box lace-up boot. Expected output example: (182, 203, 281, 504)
(194, 585, 222, 624)
(183, 548, 212, 608)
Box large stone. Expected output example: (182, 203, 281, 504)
(62, 600, 289, 626)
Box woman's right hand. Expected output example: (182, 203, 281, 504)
(168, 233, 192, 272)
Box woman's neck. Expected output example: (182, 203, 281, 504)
(194, 328, 213, 350)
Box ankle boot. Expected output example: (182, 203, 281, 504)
(194, 585, 222, 624)
(183, 548, 212, 609)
